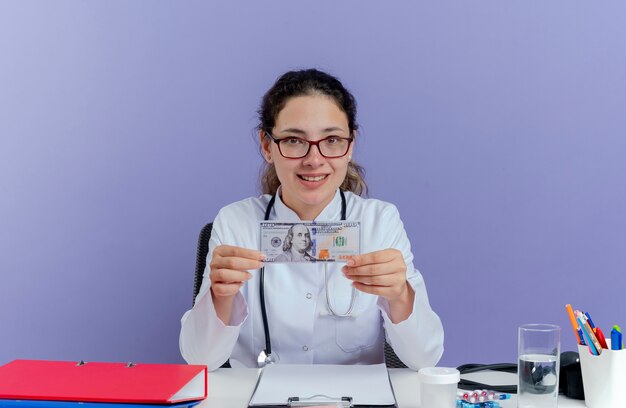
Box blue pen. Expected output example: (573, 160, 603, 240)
(578, 329, 586, 345)
(577, 314, 599, 355)
(611, 326, 623, 350)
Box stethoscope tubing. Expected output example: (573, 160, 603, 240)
(259, 190, 347, 363)
(259, 194, 277, 357)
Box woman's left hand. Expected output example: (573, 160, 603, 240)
(343, 249, 415, 322)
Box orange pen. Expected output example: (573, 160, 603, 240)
(565, 304, 583, 345)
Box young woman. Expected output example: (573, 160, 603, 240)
(180, 69, 444, 371)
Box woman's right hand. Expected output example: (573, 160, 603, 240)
(209, 245, 264, 325)
(209, 245, 265, 299)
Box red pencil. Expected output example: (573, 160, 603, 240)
(595, 327, 609, 349)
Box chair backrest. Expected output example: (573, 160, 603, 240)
(192, 222, 407, 368)
(194, 222, 230, 368)
(384, 342, 407, 368)
(193, 223, 213, 305)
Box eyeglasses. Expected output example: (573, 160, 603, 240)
(265, 132, 353, 159)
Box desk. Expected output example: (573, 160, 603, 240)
(198, 368, 587, 408)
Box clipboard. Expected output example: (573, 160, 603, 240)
(247, 364, 398, 408)
(287, 395, 352, 407)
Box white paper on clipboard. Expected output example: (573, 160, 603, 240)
(248, 363, 396, 407)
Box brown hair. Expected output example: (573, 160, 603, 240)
(257, 69, 367, 196)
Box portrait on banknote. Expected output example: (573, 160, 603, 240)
(274, 223, 315, 262)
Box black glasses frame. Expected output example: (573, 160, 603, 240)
(265, 132, 354, 159)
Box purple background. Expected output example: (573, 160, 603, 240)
(1, 1, 625, 368)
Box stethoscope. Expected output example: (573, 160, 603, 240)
(257, 189, 357, 367)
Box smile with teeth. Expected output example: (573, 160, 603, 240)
(299, 175, 328, 182)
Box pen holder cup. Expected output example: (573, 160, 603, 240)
(578, 341, 626, 408)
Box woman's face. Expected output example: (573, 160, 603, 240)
(261, 94, 353, 220)
(290, 224, 311, 253)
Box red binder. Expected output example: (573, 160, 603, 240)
(0, 360, 207, 404)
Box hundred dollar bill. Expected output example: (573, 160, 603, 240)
(260, 221, 360, 263)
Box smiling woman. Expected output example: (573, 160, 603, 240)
(258, 70, 367, 208)
(179, 69, 444, 371)
(260, 93, 355, 221)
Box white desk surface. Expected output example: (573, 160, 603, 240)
(197, 367, 587, 408)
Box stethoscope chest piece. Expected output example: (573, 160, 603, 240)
(257, 350, 278, 368)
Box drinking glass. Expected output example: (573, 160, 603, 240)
(518, 324, 560, 408)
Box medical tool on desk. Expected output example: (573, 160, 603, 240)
(258, 190, 358, 367)
(457, 389, 510, 404)
(456, 363, 517, 394)
(456, 401, 501, 408)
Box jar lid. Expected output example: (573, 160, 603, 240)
(418, 367, 461, 384)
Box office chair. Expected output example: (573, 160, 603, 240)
(193, 222, 407, 369)
(192, 222, 213, 306)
